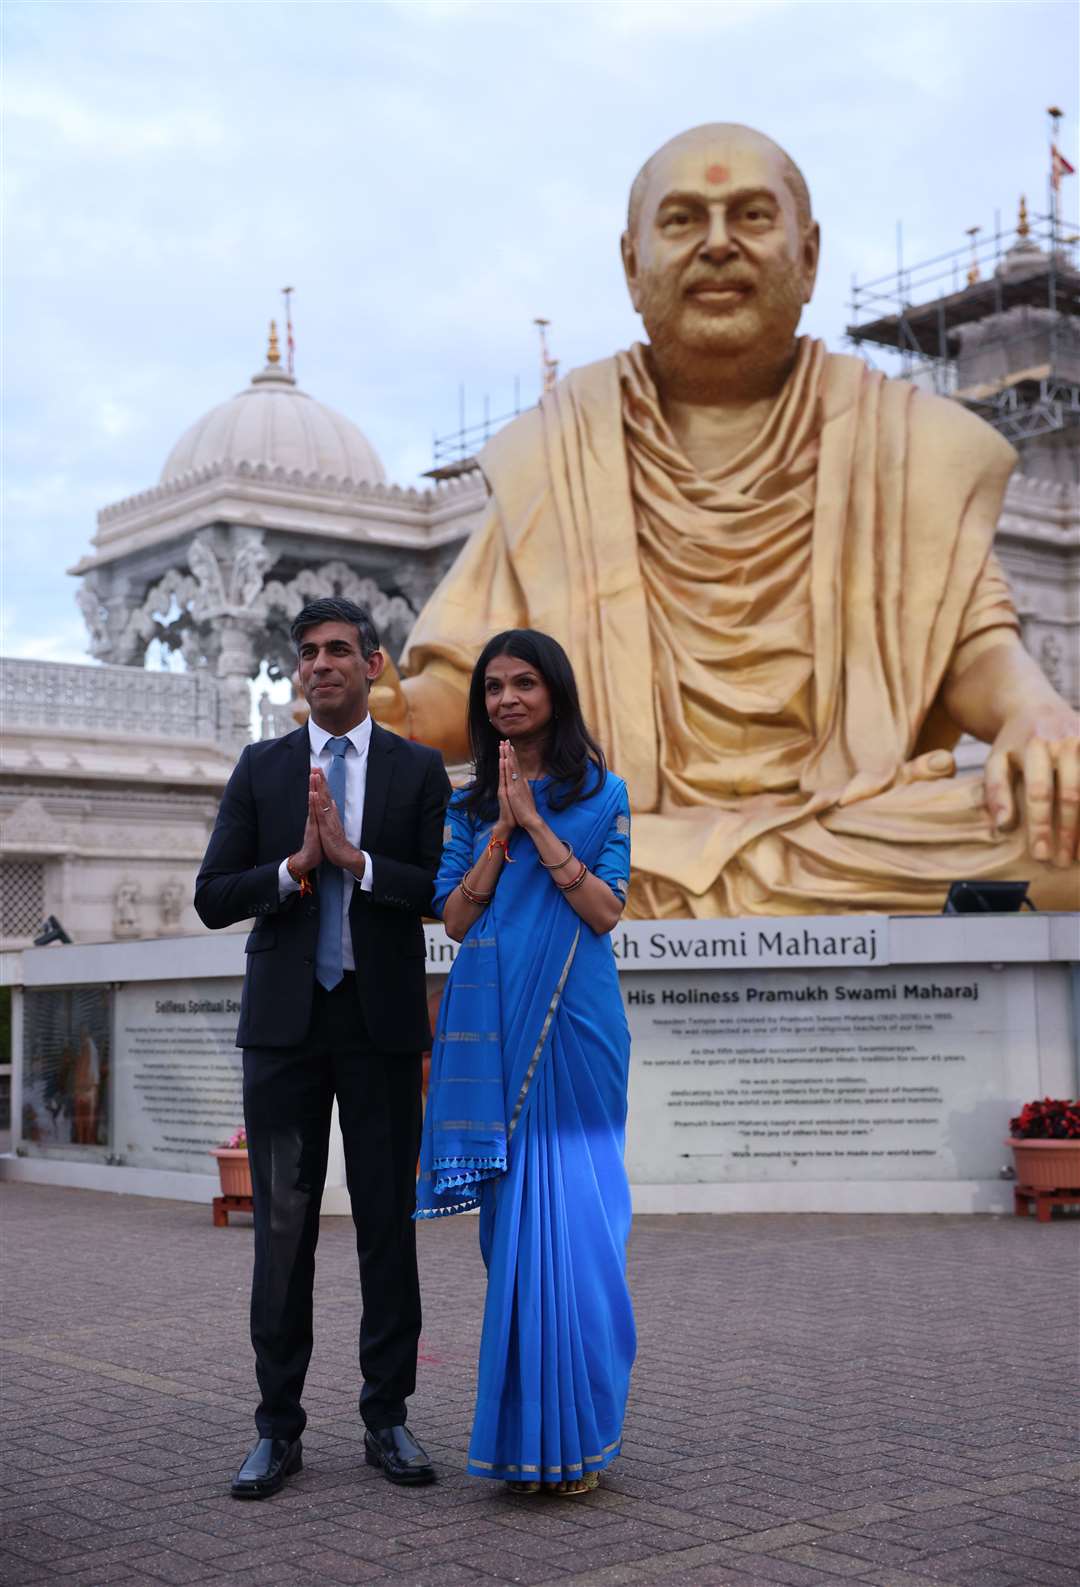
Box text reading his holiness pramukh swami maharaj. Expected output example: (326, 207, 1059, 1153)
(625, 980, 980, 1005)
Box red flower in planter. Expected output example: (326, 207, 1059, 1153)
(1009, 1098, 1080, 1140)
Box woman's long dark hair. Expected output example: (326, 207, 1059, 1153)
(461, 629, 606, 820)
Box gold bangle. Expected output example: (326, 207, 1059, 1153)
(460, 874, 495, 906)
(538, 839, 574, 870)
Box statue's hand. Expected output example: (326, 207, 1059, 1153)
(897, 749, 956, 786)
(984, 702, 1080, 867)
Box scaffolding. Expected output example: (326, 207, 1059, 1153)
(425, 389, 522, 479)
(427, 320, 559, 477)
(846, 206, 1080, 444)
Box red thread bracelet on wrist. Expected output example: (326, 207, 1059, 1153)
(287, 856, 314, 897)
(487, 834, 514, 863)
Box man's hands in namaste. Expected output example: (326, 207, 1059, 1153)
(289, 769, 365, 878)
(984, 702, 1080, 868)
(494, 740, 539, 837)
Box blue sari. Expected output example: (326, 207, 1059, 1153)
(417, 771, 636, 1484)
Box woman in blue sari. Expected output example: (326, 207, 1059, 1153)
(416, 629, 635, 1495)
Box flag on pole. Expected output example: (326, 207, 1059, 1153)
(1051, 144, 1076, 192)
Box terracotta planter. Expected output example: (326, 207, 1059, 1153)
(1006, 1138, 1080, 1191)
(211, 1147, 253, 1198)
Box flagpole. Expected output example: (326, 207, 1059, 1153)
(1048, 107, 1061, 252)
(533, 318, 558, 395)
(282, 286, 295, 377)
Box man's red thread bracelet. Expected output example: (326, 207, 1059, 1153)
(286, 856, 314, 898)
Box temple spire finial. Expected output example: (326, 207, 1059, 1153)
(1017, 195, 1030, 239)
(267, 320, 281, 366)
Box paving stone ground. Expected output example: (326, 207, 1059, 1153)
(1, 1183, 1077, 1587)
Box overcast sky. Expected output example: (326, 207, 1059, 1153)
(3, 0, 1078, 666)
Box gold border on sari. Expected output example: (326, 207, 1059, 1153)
(506, 925, 580, 1140)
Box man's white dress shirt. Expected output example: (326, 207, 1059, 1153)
(277, 716, 374, 973)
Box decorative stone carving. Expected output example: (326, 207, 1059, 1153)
(260, 562, 417, 655)
(113, 879, 141, 937)
(95, 457, 481, 531)
(118, 567, 200, 662)
(188, 529, 273, 619)
(93, 538, 423, 718)
(2, 658, 234, 750)
(75, 583, 112, 660)
(0, 796, 66, 854)
(159, 878, 184, 931)
(258, 691, 307, 740)
(1039, 632, 1064, 692)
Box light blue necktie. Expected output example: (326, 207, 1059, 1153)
(315, 736, 350, 991)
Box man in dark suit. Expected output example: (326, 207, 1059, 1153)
(195, 596, 451, 1499)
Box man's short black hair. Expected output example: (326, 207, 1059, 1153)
(290, 597, 380, 657)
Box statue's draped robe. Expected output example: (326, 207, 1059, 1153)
(402, 339, 1049, 916)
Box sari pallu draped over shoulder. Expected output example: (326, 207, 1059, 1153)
(415, 772, 626, 1219)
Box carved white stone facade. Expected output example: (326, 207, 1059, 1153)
(2, 340, 488, 953)
(2, 656, 236, 753)
(69, 345, 486, 730)
(0, 659, 237, 949)
(995, 471, 1080, 710)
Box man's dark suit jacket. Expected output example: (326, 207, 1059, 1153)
(194, 720, 451, 1052)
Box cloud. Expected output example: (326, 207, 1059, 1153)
(4, 81, 227, 154)
(2, 0, 1077, 669)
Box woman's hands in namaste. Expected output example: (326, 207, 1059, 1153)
(496, 740, 540, 836)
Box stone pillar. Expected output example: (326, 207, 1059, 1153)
(217, 617, 259, 747)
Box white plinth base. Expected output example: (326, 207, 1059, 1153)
(630, 1179, 1016, 1216)
(0, 1153, 350, 1216)
(0, 1154, 223, 1204)
(3, 916, 1074, 1216)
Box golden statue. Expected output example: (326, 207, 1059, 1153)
(377, 124, 1080, 916)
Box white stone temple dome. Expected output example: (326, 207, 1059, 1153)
(160, 331, 386, 486)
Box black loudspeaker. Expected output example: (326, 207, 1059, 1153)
(32, 915, 73, 946)
(942, 881, 1034, 915)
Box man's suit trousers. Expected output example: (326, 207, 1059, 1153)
(242, 975, 422, 1441)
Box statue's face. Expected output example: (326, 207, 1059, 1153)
(622, 131, 818, 375)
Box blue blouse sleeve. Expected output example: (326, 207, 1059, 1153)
(432, 792, 477, 918)
(591, 777, 631, 906)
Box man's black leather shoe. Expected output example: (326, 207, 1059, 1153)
(364, 1425, 436, 1486)
(231, 1437, 302, 1499)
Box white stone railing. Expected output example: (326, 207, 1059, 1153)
(1, 659, 236, 750)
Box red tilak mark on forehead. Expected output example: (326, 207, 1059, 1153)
(705, 164, 729, 184)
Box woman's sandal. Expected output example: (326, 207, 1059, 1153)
(506, 1480, 541, 1495)
(544, 1472, 599, 1496)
